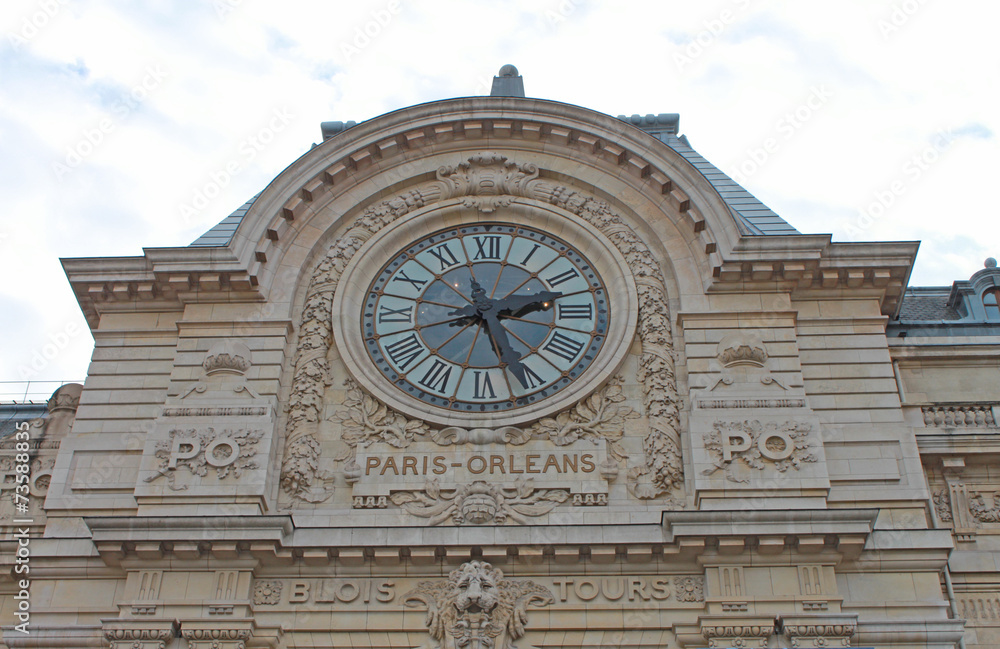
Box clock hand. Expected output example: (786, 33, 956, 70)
(480, 309, 530, 388)
(494, 290, 563, 315)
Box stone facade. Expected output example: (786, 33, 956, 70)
(2, 83, 996, 648)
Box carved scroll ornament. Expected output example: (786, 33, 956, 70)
(280, 154, 682, 503)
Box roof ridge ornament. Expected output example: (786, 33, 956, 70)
(490, 64, 525, 97)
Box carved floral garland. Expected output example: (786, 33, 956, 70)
(280, 154, 683, 503)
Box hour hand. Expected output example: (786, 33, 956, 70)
(495, 290, 562, 315)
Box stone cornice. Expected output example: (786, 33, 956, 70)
(62, 249, 263, 329)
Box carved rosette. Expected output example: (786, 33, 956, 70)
(403, 561, 554, 649)
(673, 576, 705, 602)
(280, 153, 682, 503)
(253, 580, 283, 605)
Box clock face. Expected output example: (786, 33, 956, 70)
(362, 223, 609, 413)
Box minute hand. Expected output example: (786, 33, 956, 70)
(480, 310, 529, 388)
(494, 290, 562, 314)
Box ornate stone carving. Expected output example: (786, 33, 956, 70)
(698, 398, 806, 409)
(181, 628, 252, 649)
(932, 488, 953, 522)
(253, 580, 282, 606)
(144, 427, 264, 490)
(526, 376, 637, 463)
(716, 334, 768, 367)
(784, 623, 855, 647)
(403, 561, 553, 649)
(104, 627, 175, 649)
(969, 491, 1000, 523)
(702, 420, 816, 483)
(673, 576, 705, 602)
(281, 154, 682, 503)
(282, 189, 427, 502)
(542, 186, 682, 499)
(203, 340, 253, 375)
(431, 426, 531, 446)
(389, 478, 569, 525)
(701, 624, 772, 648)
(435, 153, 539, 213)
(331, 379, 431, 466)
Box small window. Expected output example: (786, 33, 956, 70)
(985, 287, 1000, 319)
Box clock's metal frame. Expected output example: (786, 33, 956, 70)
(362, 222, 610, 414)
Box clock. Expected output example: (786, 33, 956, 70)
(333, 202, 638, 428)
(362, 222, 609, 413)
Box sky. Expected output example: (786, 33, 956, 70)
(1, 0, 998, 397)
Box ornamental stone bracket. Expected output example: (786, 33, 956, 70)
(134, 340, 278, 515)
(179, 619, 282, 649)
(102, 619, 178, 649)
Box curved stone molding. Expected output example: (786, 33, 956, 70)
(784, 623, 855, 648)
(389, 478, 570, 525)
(280, 153, 682, 503)
(402, 560, 554, 649)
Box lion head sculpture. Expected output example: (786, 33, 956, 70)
(452, 561, 501, 615)
(404, 561, 554, 649)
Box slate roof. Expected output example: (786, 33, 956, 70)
(618, 113, 798, 236)
(190, 193, 261, 247)
(895, 289, 962, 321)
(189, 111, 799, 247)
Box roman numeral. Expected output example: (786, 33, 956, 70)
(392, 270, 427, 291)
(428, 243, 461, 270)
(384, 334, 424, 371)
(557, 304, 592, 319)
(473, 235, 502, 260)
(418, 360, 453, 394)
(378, 304, 413, 323)
(521, 365, 544, 389)
(543, 332, 585, 362)
(519, 243, 540, 266)
(472, 371, 496, 399)
(545, 268, 579, 287)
